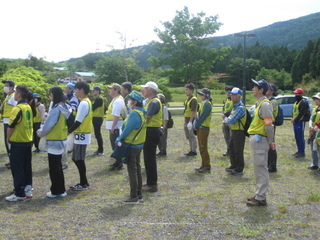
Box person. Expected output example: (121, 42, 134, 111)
(68, 82, 92, 191)
(106, 83, 126, 170)
(266, 84, 279, 172)
(62, 83, 79, 169)
(246, 79, 275, 207)
(309, 92, 320, 172)
(37, 87, 70, 198)
(121, 81, 132, 108)
(222, 87, 246, 175)
(194, 88, 212, 173)
(291, 88, 309, 158)
(183, 83, 198, 156)
(115, 90, 146, 204)
(91, 86, 105, 156)
(157, 93, 169, 157)
(32, 93, 46, 153)
(1, 80, 17, 168)
(5, 85, 33, 201)
(141, 81, 162, 192)
(222, 86, 234, 157)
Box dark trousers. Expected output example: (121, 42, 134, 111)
(9, 144, 32, 197)
(110, 129, 120, 150)
(33, 122, 41, 150)
(158, 127, 168, 154)
(229, 130, 245, 172)
(198, 128, 210, 167)
(143, 127, 161, 186)
(48, 153, 66, 195)
(93, 117, 103, 153)
(268, 126, 277, 170)
(127, 147, 143, 198)
(4, 123, 9, 155)
(293, 120, 305, 154)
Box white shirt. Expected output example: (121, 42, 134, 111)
(74, 100, 91, 145)
(3, 94, 17, 124)
(106, 97, 125, 130)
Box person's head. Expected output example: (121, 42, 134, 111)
(127, 90, 144, 109)
(91, 86, 101, 97)
(185, 83, 195, 96)
(312, 93, 320, 107)
(251, 79, 269, 98)
(108, 83, 121, 98)
(230, 87, 242, 104)
(293, 88, 304, 101)
(14, 85, 29, 101)
(2, 80, 15, 94)
(141, 81, 158, 98)
(33, 93, 42, 103)
(49, 86, 66, 105)
(65, 83, 75, 94)
(266, 83, 278, 98)
(157, 93, 166, 104)
(225, 86, 233, 98)
(121, 82, 132, 96)
(74, 82, 90, 99)
(197, 88, 211, 101)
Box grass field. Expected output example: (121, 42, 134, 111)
(0, 112, 320, 239)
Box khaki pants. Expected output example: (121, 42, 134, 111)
(249, 135, 270, 200)
(198, 128, 210, 167)
(184, 122, 197, 152)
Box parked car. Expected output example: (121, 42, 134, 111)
(275, 95, 312, 118)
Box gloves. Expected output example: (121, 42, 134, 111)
(255, 134, 262, 143)
(187, 122, 193, 131)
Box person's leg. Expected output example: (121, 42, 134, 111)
(127, 148, 139, 199)
(198, 128, 210, 168)
(10, 145, 26, 197)
(93, 117, 104, 153)
(310, 134, 319, 166)
(24, 146, 33, 187)
(294, 120, 305, 154)
(72, 144, 89, 186)
(33, 122, 41, 150)
(48, 153, 65, 195)
(4, 124, 9, 155)
(222, 122, 231, 155)
(61, 147, 68, 168)
(233, 130, 245, 172)
(158, 128, 167, 155)
(228, 131, 236, 169)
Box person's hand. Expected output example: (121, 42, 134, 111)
(110, 128, 115, 134)
(187, 122, 193, 131)
(291, 118, 295, 124)
(270, 142, 276, 150)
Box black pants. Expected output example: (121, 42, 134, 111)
(93, 117, 103, 153)
(48, 153, 66, 195)
(33, 122, 41, 150)
(109, 129, 120, 151)
(9, 144, 32, 197)
(143, 127, 161, 186)
(268, 126, 277, 170)
(4, 123, 9, 155)
(229, 130, 246, 172)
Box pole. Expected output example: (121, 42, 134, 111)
(243, 35, 247, 106)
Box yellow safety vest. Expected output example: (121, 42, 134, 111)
(144, 97, 162, 127)
(184, 96, 197, 117)
(34, 102, 41, 123)
(311, 107, 320, 127)
(223, 98, 234, 114)
(199, 100, 212, 128)
(9, 103, 33, 143)
(248, 99, 270, 136)
(106, 96, 125, 121)
(74, 98, 92, 134)
(124, 109, 147, 145)
(92, 96, 105, 117)
(46, 111, 68, 141)
(230, 106, 247, 131)
(3, 93, 15, 118)
(293, 99, 304, 120)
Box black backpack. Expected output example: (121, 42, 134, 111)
(302, 100, 311, 122)
(167, 110, 174, 128)
(240, 108, 252, 137)
(274, 105, 284, 126)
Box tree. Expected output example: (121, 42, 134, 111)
(82, 53, 104, 70)
(309, 37, 320, 79)
(256, 68, 292, 90)
(149, 6, 228, 83)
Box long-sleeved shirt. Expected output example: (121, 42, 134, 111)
(224, 100, 245, 125)
(195, 99, 212, 129)
(256, 96, 274, 144)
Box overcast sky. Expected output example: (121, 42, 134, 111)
(1, 0, 320, 62)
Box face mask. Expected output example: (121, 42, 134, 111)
(34, 99, 38, 104)
(3, 86, 10, 94)
(127, 100, 133, 109)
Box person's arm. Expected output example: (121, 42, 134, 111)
(110, 99, 124, 134)
(195, 102, 211, 128)
(92, 97, 103, 111)
(37, 108, 59, 137)
(225, 106, 245, 124)
(189, 98, 197, 123)
(69, 101, 87, 133)
(260, 102, 275, 146)
(146, 100, 160, 123)
(38, 104, 46, 123)
(116, 111, 141, 143)
(294, 100, 308, 122)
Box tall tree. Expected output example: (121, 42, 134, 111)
(149, 6, 228, 83)
(309, 37, 320, 79)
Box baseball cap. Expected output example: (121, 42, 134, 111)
(197, 88, 211, 98)
(269, 83, 277, 93)
(108, 83, 121, 92)
(230, 87, 242, 96)
(128, 90, 144, 103)
(91, 86, 101, 91)
(33, 93, 40, 98)
(293, 88, 304, 94)
(312, 92, 320, 100)
(2, 80, 15, 87)
(141, 81, 158, 91)
(251, 79, 269, 92)
(66, 83, 75, 90)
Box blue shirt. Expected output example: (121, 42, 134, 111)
(225, 101, 245, 125)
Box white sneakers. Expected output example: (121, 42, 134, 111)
(46, 192, 67, 198)
(5, 194, 27, 202)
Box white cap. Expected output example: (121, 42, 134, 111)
(141, 81, 158, 91)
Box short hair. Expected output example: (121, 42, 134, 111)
(225, 86, 233, 92)
(15, 85, 29, 99)
(121, 82, 132, 92)
(185, 83, 195, 91)
(75, 82, 90, 94)
(50, 86, 66, 105)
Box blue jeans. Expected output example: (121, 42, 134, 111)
(293, 120, 305, 154)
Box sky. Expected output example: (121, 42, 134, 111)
(1, 0, 320, 63)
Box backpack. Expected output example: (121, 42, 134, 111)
(240, 108, 252, 137)
(274, 105, 284, 126)
(167, 110, 174, 128)
(302, 100, 311, 122)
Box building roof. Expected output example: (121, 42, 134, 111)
(74, 72, 97, 77)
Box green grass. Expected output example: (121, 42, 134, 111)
(0, 115, 320, 239)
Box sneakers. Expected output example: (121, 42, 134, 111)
(225, 167, 235, 172)
(93, 151, 104, 156)
(246, 197, 267, 207)
(25, 185, 33, 198)
(5, 194, 27, 202)
(195, 166, 204, 171)
(121, 197, 139, 204)
(308, 165, 318, 170)
(47, 192, 67, 198)
(142, 184, 158, 192)
(138, 195, 143, 202)
(291, 152, 299, 156)
(70, 183, 90, 191)
(231, 170, 244, 176)
(295, 153, 306, 158)
(185, 151, 197, 157)
(156, 152, 167, 157)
